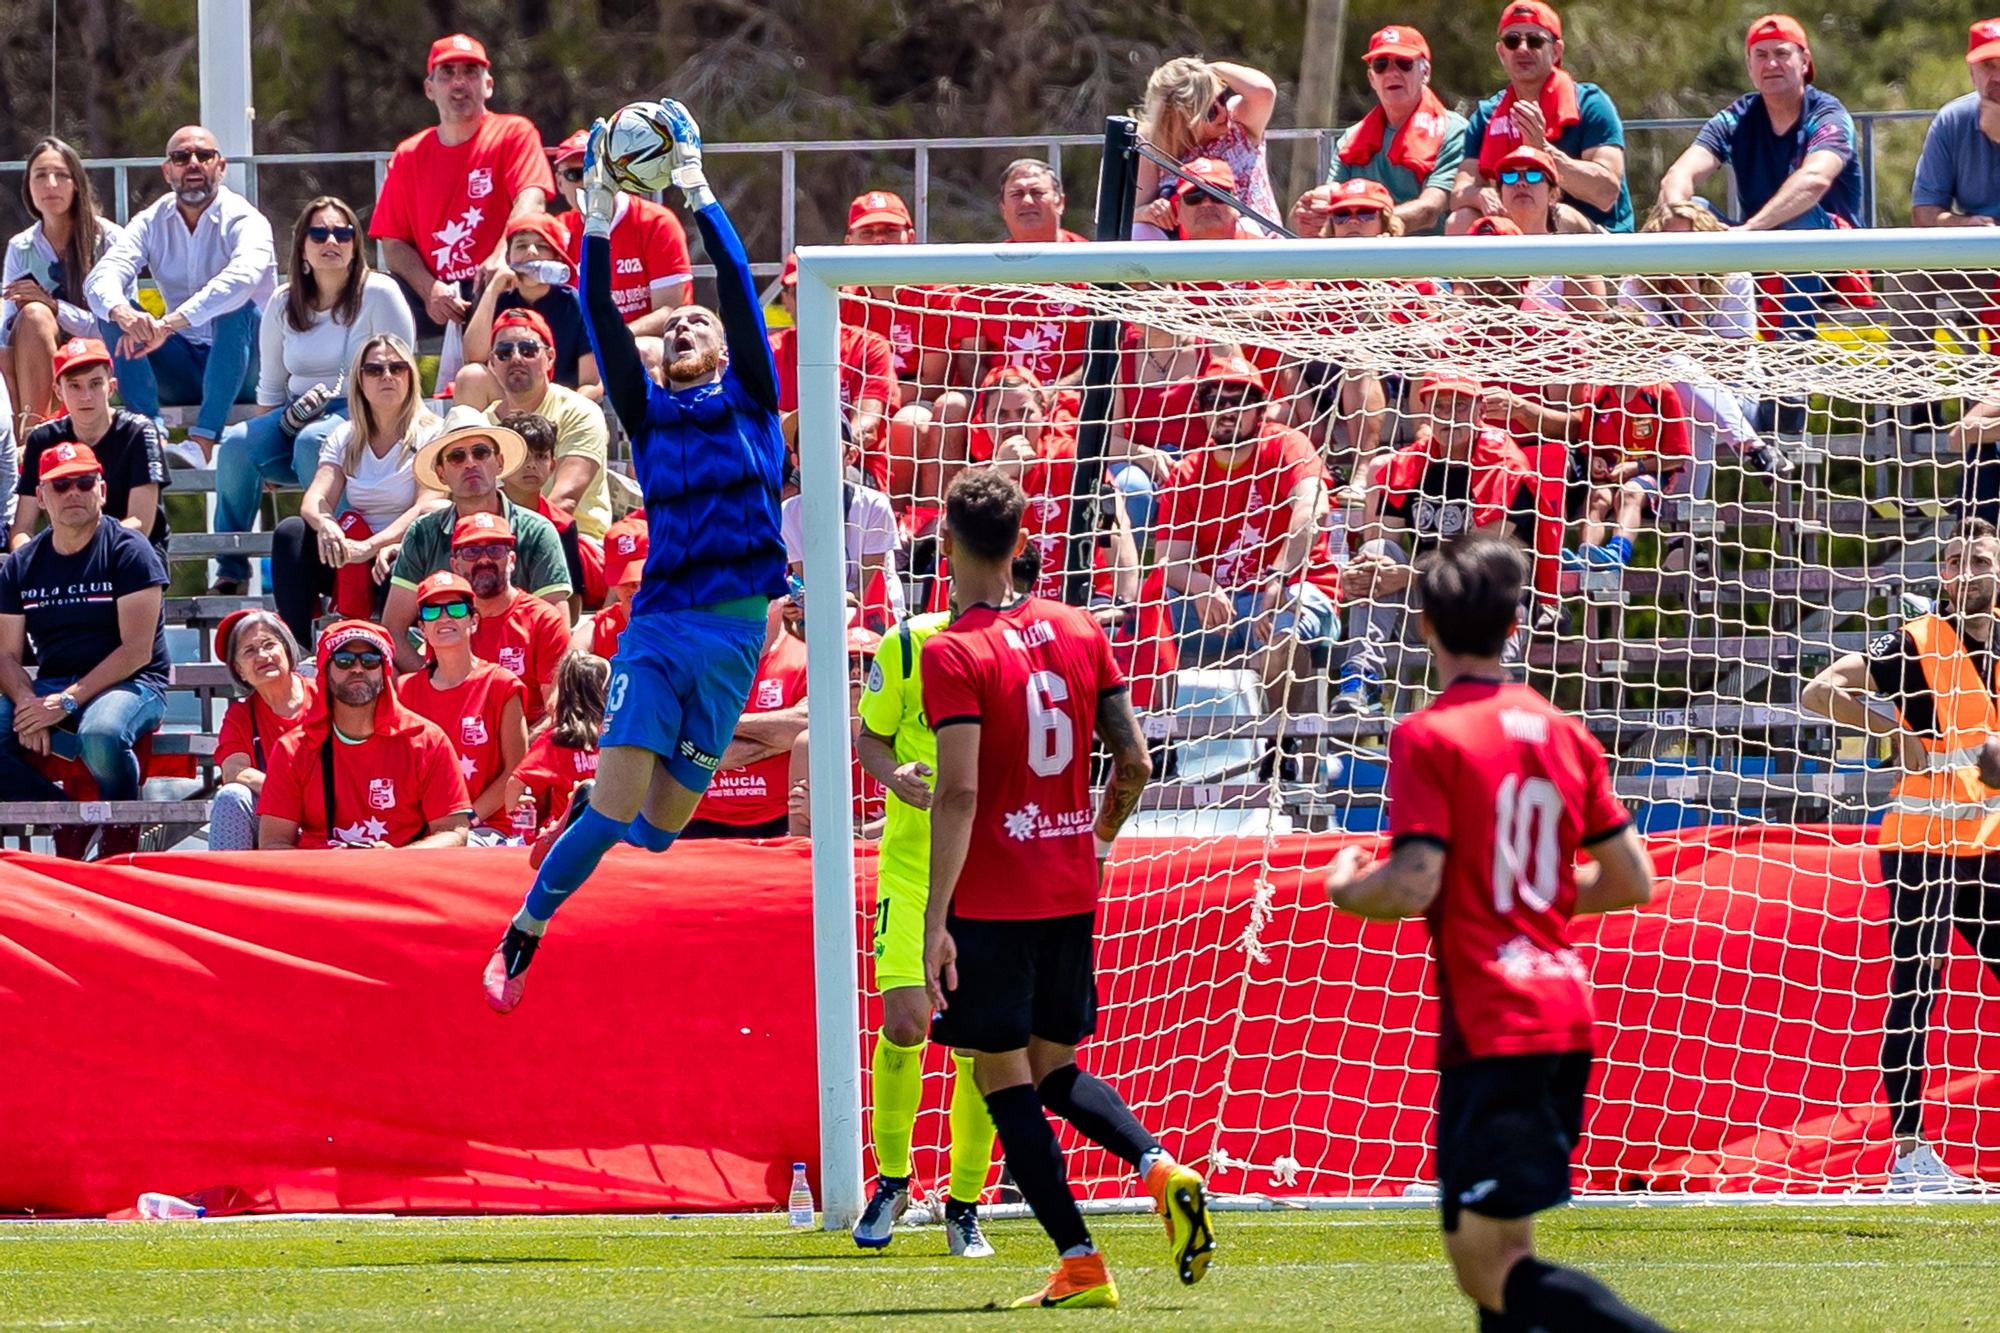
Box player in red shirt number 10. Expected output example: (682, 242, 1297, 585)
(920, 469, 1214, 1310)
(1323, 534, 1666, 1333)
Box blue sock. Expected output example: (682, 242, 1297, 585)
(627, 813, 680, 853)
(521, 805, 628, 922)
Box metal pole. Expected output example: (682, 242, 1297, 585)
(197, 0, 255, 193)
(795, 252, 864, 1231)
(1062, 116, 1139, 607)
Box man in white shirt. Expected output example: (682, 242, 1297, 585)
(84, 126, 276, 467)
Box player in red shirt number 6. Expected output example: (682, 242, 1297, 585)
(1323, 534, 1664, 1333)
(920, 469, 1214, 1310)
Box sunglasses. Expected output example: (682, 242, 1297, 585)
(360, 360, 411, 379)
(1197, 389, 1258, 413)
(1501, 31, 1551, 50)
(46, 472, 100, 494)
(558, 166, 586, 184)
(491, 340, 545, 361)
(1203, 92, 1230, 124)
(442, 444, 498, 466)
(306, 224, 356, 243)
(419, 600, 474, 622)
(455, 542, 513, 562)
(329, 649, 385, 671)
(167, 147, 222, 165)
(1369, 56, 1417, 73)
(1330, 207, 1386, 224)
(1498, 168, 1549, 186)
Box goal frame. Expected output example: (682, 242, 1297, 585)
(791, 224, 2000, 1228)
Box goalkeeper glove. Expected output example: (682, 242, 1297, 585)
(658, 98, 716, 212)
(580, 118, 619, 240)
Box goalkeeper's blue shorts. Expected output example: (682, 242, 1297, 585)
(602, 607, 766, 792)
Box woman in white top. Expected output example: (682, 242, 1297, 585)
(269, 334, 446, 641)
(1618, 199, 1788, 499)
(1133, 56, 1280, 239)
(1, 138, 122, 438)
(212, 195, 413, 592)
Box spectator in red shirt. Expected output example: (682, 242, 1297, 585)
(771, 252, 895, 461)
(1564, 382, 1692, 570)
(1159, 356, 1339, 720)
(1173, 157, 1253, 242)
(369, 34, 553, 340)
(453, 510, 569, 726)
(579, 514, 646, 659)
(841, 190, 974, 509)
(504, 648, 608, 841)
(683, 599, 812, 839)
(399, 571, 529, 841)
(549, 127, 691, 339)
(207, 609, 313, 851)
(998, 160, 1086, 244)
(259, 619, 471, 849)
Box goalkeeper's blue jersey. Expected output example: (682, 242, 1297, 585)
(582, 200, 787, 616)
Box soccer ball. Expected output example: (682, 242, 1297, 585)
(600, 102, 679, 195)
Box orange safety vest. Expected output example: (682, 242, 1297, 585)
(1877, 615, 2000, 853)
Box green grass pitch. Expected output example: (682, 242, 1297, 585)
(4, 1205, 1998, 1328)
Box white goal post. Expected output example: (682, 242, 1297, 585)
(793, 226, 2000, 1229)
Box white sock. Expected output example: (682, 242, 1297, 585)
(1060, 1243, 1096, 1260)
(1137, 1147, 1172, 1180)
(510, 908, 548, 936)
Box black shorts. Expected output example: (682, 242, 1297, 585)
(1436, 1050, 1591, 1232)
(930, 911, 1097, 1054)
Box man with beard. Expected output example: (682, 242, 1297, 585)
(452, 511, 568, 728)
(482, 100, 789, 1014)
(478, 307, 611, 541)
(84, 125, 275, 467)
(259, 619, 471, 850)
(1803, 518, 2000, 1193)
(382, 407, 571, 673)
(1158, 357, 1340, 730)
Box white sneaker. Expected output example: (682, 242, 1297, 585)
(165, 437, 211, 470)
(1886, 1143, 1989, 1194)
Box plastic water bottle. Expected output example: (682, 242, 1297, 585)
(136, 1192, 205, 1220)
(787, 1162, 815, 1229)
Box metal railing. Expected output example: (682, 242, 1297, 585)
(0, 109, 1940, 276)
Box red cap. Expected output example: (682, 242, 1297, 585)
(491, 308, 558, 381)
(51, 337, 111, 380)
(601, 516, 650, 586)
(551, 129, 590, 163)
(1198, 355, 1267, 394)
(320, 619, 394, 661)
(780, 252, 799, 287)
(1971, 19, 2000, 63)
(1494, 145, 1558, 178)
(1327, 178, 1396, 213)
(847, 624, 882, 657)
(506, 213, 572, 264)
(1466, 215, 1526, 236)
(1497, 1, 1561, 40)
(1746, 14, 1813, 80)
(1417, 372, 1486, 401)
(427, 33, 489, 72)
(847, 191, 913, 231)
(451, 511, 517, 550)
(1362, 25, 1430, 61)
(415, 571, 476, 607)
(1174, 157, 1238, 198)
(39, 441, 101, 484)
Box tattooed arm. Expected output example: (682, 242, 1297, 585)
(1093, 686, 1152, 848)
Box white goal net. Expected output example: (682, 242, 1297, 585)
(792, 227, 2000, 1214)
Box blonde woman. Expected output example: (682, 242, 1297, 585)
(269, 333, 448, 640)
(1134, 56, 1279, 239)
(1618, 199, 1787, 493)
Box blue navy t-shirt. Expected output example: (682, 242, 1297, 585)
(0, 515, 169, 686)
(1912, 92, 2000, 221)
(497, 285, 590, 390)
(1693, 87, 1862, 228)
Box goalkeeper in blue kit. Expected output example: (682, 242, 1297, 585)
(484, 101, 789, 1012)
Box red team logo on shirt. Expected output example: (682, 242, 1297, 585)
(499, 646, 526, 676)
(368, 778, 397, 811)
(461, 717, 489, 746)
(467, 167, 493, 200)
(755, 679, 785, 709)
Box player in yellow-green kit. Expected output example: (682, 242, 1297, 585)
(849, 549, 1042, 1256)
